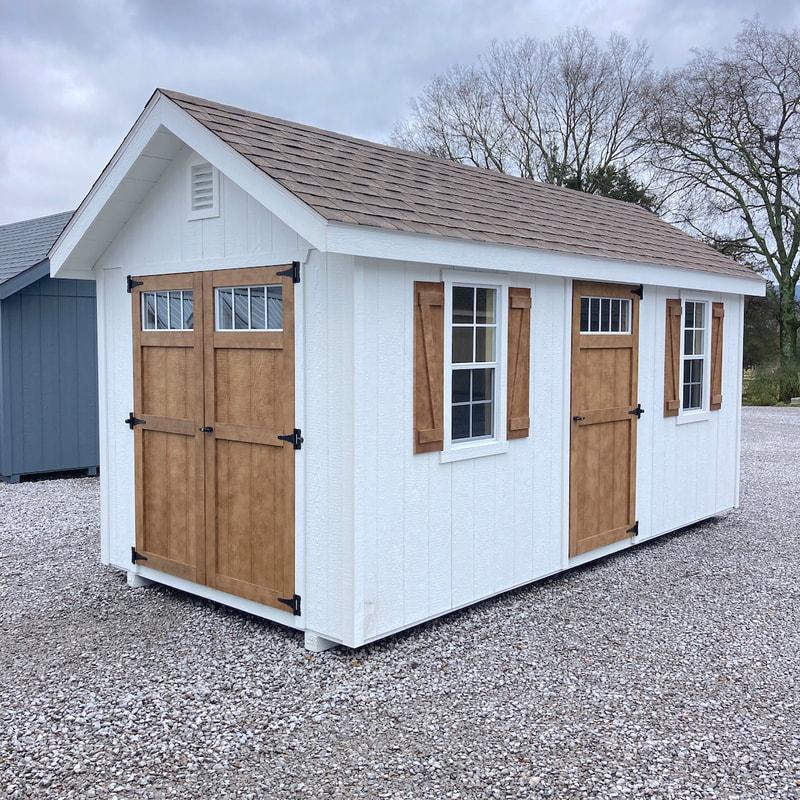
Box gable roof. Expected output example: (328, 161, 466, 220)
(161, 89, 756, 281)
(0, 211, 74, 290)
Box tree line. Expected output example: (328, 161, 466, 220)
(392, 21, 800, 399)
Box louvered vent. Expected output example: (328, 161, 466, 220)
(191, 163, 215, 211)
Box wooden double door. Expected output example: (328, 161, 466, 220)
(130, 267, 297, 612)
(569, 281, 641, 557)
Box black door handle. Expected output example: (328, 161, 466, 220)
(199, 426, 213, 432)
(573, 416, 585, 422)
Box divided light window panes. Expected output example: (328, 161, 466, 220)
(216, 285, 283, 331)
(451, 286, 497, 441)
(682, 300, 706, 410)
(580, 296, 631, 333)
(142, 290, 194, 331)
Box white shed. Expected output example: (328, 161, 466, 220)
(50, 90, 765, 651)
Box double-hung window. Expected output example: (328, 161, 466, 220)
(413, 277, 531, 458)
(664, 296, 724, 419)
(450, 286, 498, 442)
(682, 300, 707, 411)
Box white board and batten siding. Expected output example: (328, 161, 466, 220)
(302, 256, 747, 648)
(92, 146, 312, 631)
(637, 288, 744, 540)
(305, 258, 567, 646)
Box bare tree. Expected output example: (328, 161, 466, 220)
(647, 20, 800, 397)
(393, 29, 656, 203)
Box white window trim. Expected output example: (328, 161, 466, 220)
(187, 155, 221, 221)
(676, 291, 712, 425)
(440, 271, 509, 463)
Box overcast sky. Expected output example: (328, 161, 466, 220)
(1, 0, 797, 224)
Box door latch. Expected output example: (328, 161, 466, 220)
(573, 415, 585, 422)
(198, 427, 214, 433)
(629, 404, 645, 419)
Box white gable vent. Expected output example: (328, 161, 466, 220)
(188, 159, 220, 220)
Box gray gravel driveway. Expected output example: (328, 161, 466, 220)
(1, 406, 798, 799)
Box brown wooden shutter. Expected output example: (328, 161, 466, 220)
(413, 281, 445, 453)
(507, 287, 531, 439)
(664, 298, 682, 417)
(710, 302, 725, 410)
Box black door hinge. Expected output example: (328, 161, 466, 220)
(131, 547, 148, 564)
(125, 412, 146, 429)
(629, 403, 645, 419)
(627, 521, 639, 536)
(277, 261, 301, 283)
(278, 594, 302, 616)
(127, 275, 144, 293)
(277, 428, 303, 450)
(631, 285, 643, 298)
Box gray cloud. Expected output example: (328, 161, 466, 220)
(0, 0, 794, 222)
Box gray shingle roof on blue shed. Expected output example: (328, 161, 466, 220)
(0, 211, 74, 286)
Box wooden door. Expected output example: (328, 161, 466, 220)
(131, 273, 206, 582)
(131, 267, 296, 612)
(203, 267, 296, 608)
(569, 281, 640, 557)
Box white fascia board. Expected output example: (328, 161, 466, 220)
(326, 222, 767, 297)
(157, 100, 328, 250)
(50, 95, 166, 277)
(51, 92, 327, 278)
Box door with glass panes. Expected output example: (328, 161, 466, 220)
(130, 267, 296, 611)
(569, 281, 640, 557)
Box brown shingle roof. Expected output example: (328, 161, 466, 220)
(162, 90, 757, 280)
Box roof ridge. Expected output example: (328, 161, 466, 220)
(158, 89, 759, 282)
(158, 89, 653, 215)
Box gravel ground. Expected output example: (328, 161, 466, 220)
(0, 406, 798, 800)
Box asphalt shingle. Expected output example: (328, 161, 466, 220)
(0, 211, 74, 286)
(163, 89, 759, 281)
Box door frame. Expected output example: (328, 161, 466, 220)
(568, 279, 640, 559)
(129, 265, 301, 615)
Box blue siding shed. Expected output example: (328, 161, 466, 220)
(0, 212, 99, 482)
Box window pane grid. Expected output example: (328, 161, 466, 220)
(142, 290, 194, 330)
(216, 285, 282, 331)
(450, 286, 497, 442)
(452, 369, 494, 440)
(681, 300, 707, 410)
(580, 296, 631, 334)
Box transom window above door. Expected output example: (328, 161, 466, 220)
(216, 285, 283, 331)
(142, 290, 194, 331)
(579, 296, 631, 333)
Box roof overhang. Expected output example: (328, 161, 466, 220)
(50, 88, 766, 298)
(326, 222, 767, 297)
(49, 91, 328, 279)
(0, 258, 51, 300)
